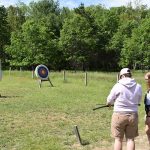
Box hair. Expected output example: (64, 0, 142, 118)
(145, 73, 150, 90)
(145, 72, 150, 80)
(120, 73, 132, 79)
(147, 75, 150, 80)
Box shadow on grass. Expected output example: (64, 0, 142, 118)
(81, 140, 90, 146)
(0, 95, 22, 99)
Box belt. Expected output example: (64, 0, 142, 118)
(114, 111, 137, 114)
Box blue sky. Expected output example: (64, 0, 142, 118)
(0, 0, 150, 8)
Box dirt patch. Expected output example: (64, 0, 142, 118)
(71, 131, 149, 150)
(96, 133, 150, 150)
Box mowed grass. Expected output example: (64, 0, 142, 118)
(0, 70, 147, 150)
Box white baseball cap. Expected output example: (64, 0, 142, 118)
(120, 68, 131, 76)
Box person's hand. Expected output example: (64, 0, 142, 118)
(106, 102, 110, 106)
(106, 103, 114, 109)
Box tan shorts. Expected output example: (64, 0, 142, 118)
(111, 112, 138, 139)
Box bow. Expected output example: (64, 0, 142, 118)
(93, 104, 113, 111)
(93, 104, 141, 111)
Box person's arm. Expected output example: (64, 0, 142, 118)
(106, 84, 120, 105)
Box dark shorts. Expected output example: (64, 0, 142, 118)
(111, 112, 138, 139)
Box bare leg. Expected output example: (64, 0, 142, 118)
(126, 138, 135, 150)
(145, 125, 150, 145)
(114, 138, 123, 150)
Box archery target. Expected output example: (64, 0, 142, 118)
(35, 65, 49, 80)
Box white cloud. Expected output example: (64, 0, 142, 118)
(59, 0, 150, 8)
(0, 0, 150, 8)
(105, 0, 150, 8)
(0, 0, 36, 7)
(59, 0, 105, 8)
(59, 0, 78, 9)
(0, 0, 16, 7)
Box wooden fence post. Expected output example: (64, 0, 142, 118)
(20, 67, 22, 76)
(63, 70, 66, 82)
(85, 72, 87, 86)
(9, 67, 11, 77)
(32, 66, 34, 79)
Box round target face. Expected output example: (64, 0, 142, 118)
(35, 65, 49, 80)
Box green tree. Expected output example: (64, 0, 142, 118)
(88, 6, 120, 70)
(5, 31, 27, 66)
(59, 7, 71, 26)
(106, 4, 148, 70)
(6, 0, 64, 69)
(6, 17, 63, 69)
(0, 6, 10, 65)
(5, 1, 150, 71)
(59, 10, 96, 70)
(7, 5, 26, 32)
(28, 0, 60, 18)
(107, 19, 138, 69)
(120, 18, 150, 69)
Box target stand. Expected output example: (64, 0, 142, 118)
(35, 65, 54, 88)
(38, 77, 53, 88)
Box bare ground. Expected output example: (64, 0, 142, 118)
(72, 131, 150, 150)
(94, 133, 149, 150)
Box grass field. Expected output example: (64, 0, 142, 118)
(0, 70, 147, 150)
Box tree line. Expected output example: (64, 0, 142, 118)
(0, 0, 150, 71)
